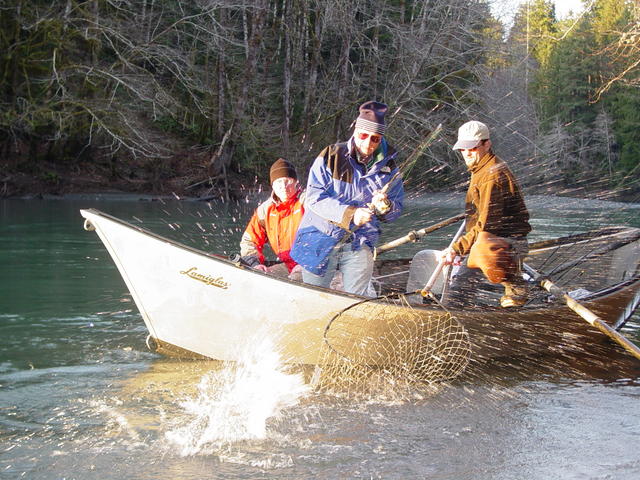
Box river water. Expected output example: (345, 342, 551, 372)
(1, 194, 640, 479)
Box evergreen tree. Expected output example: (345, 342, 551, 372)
(537, 19, 598, 130)
(527, 0, 639, 189)
(592, 0, 639, 180)
(508, 0, 557, 67)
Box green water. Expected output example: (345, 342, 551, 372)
(1, 194, 639, 479)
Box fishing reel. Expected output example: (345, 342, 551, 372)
(369, 194, 392, 217)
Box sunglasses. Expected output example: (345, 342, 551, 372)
(356, 132, 382, 144)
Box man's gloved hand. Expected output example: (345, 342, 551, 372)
(288, 264, 303, 280)
(240, 254, 261, 268)
(370, 191, 392, 216)
(353, 207, 374, 226)
(440, 247, 461, 266)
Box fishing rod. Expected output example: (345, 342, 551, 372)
(399, 123, 443, 180)
(369, 123, 443, 215)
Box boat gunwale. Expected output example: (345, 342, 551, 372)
(80, 208, 364, 301)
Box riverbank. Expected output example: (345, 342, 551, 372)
(0, 154, 257, 201)
(2, 156, 638, 203)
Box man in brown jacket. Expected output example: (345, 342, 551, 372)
(441, 120, 531, 308)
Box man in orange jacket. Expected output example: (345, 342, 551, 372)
(240, 158, 305, 280)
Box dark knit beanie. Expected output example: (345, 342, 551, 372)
(269, 158, 297, 184)
(355, 101, 387, 134)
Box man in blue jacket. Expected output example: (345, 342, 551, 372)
(290, 101, 404, 296)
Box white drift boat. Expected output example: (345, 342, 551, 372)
(81, 209, 640, 364)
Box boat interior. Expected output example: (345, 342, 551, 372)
(372, 226, 640, 315)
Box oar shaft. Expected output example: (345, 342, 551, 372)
(561, 291, 640, 357)
(526, 265, 640, 361)
(377, 213, 465, 254)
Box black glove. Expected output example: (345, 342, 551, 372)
(239, 254, 260, 268)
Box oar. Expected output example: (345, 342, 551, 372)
(522, 263, 640, 361)
(376, 213, 466, 255)
(421, 220, 466, 297)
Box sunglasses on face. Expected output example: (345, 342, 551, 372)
(356, 132, 382, 144)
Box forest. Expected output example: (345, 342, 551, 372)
(0, 0, 638, 200)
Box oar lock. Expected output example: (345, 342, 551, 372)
(405, 230, 418, 242)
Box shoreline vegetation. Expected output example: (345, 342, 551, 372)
(3, 157, 637, 205)
(1, 1, 638, 203)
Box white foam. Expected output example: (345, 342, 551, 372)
(165, 336, 310, 456)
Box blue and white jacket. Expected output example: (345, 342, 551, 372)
(290, 137, 404, 275)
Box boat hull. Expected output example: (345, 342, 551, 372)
(81, 209, 640, 364)
(82, 209, 359, 364)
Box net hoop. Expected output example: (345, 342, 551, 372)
(315, 292, 471, 398)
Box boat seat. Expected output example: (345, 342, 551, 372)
(406, 249, 448, 296)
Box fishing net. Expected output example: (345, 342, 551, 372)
(313, 293, 471, 399)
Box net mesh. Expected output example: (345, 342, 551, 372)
(313, 294, 471, 399)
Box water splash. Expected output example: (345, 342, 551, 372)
(165, 337, 310, 456)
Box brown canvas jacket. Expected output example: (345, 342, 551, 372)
(453, 152, 531, 256)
